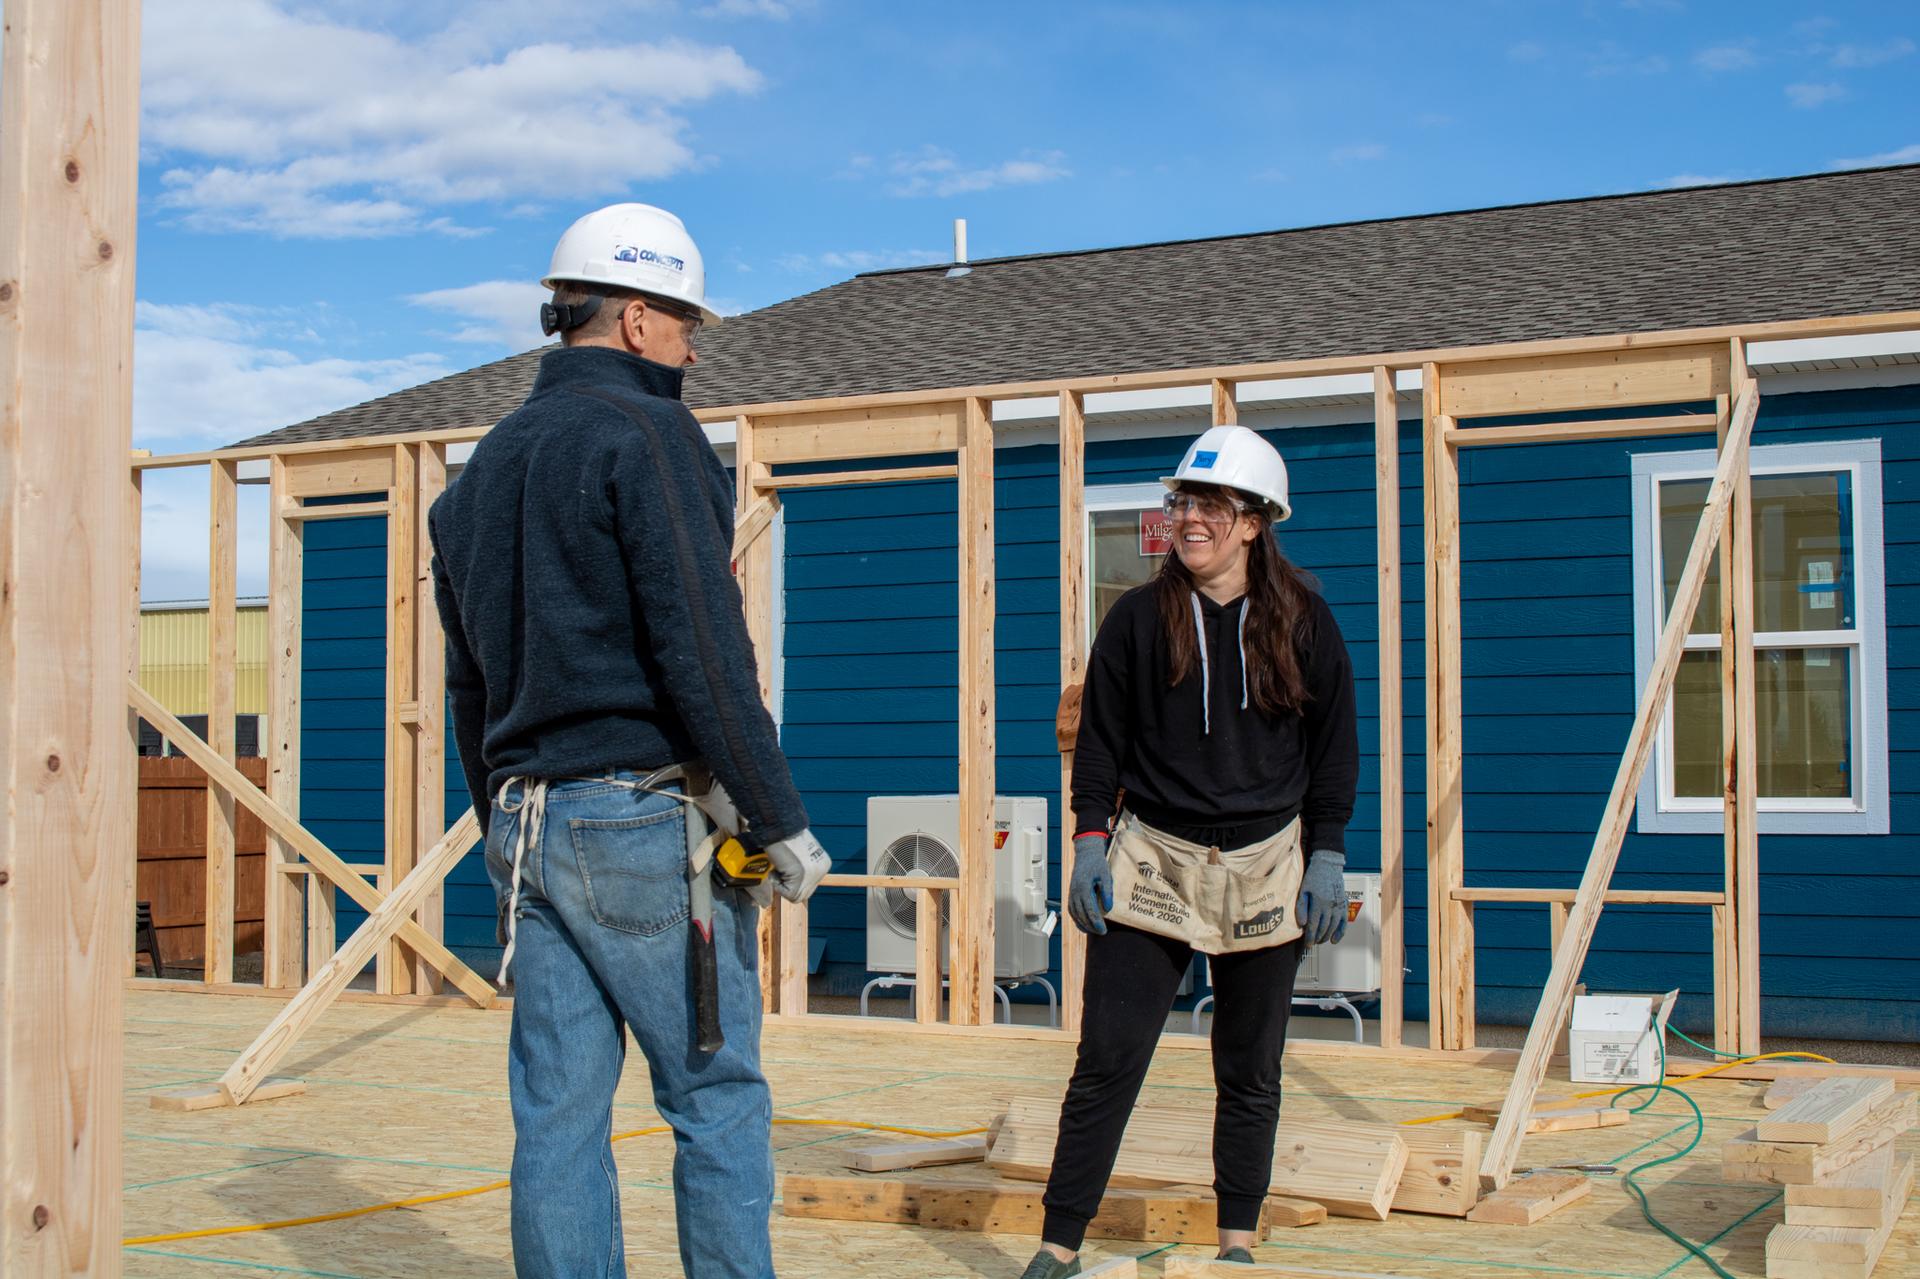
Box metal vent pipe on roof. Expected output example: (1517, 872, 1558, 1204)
(954, 218, 967, 263)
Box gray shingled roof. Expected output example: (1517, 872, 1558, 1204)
(236, 165, 1920, 449)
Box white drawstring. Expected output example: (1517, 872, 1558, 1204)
(494, 776, 550, 985)
(1190, 591, 1252, 734)
(1236, 601, 1250, 711)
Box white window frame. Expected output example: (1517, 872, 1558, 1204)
(1630, 439, 1888, 835)
(1084, 483, 1169, 646)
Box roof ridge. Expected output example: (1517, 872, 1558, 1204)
(861, 162, 1920, 277)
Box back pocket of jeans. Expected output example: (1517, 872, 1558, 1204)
(569, 810, 689, 937)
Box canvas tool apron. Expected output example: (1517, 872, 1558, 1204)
(1103, 812, 1306, 953)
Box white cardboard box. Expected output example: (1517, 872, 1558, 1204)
(1567, 989, 1679, 1085)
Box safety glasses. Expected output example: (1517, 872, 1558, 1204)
(1162, 489, 1249, 525)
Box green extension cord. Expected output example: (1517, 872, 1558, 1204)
(1607, 1036, 1738, 1279)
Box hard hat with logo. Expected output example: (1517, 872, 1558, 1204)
(542, 202, 721, 326)
(1162, 424, 1291, 522)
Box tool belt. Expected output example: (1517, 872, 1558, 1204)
(1103, 812, 1305, 953)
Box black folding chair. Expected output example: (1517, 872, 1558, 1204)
(135, 900, 165, 979)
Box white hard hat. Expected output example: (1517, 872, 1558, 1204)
(542, 202, 721, 326)
(1162, 424, 1291, 522)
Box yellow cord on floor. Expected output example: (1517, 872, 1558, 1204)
(1394, 1049, 1840, 1125)
(122, 1119, 989, 1247)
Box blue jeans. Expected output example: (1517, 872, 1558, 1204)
(485, 774, 773, 1278)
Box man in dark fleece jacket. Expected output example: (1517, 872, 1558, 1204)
(428, 202, 824, 1279)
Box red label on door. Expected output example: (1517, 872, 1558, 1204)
(1140, 512, 1173, 556)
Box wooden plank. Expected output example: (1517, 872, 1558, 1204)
(1721, 1091, 1915, 1185)
(1444, 412, 1717, 447)
(264, 459, 307, 989)
(413, 444, 447, 994)
(1727, 339, 1761, 1057)
(821, 874, 963, 891)
(1165, 1262, 1414, 1279)
(952, 397, 996, 1026)
(731, 416, 782, 1015)
(1479, 380, 1761, 1192)
(1465, 1171, 1592, 1225)
(758, 464, 957, 491)
(731, 493, 777, 564)
(205, 459, 239, 984)
(219, 810, 482, 1104)
(1266, 1195, 1328, 1227)
(845, 1135, 988, 1173)
(1373, 367, 1405, 1051)
(1714, 382, 1741, 1057)
(753, 400, 963, 465)
(1786, 1149, 1912, 1229)
(148, 1079, 305, 1112)
(382, 443, 417, 994)
(1438, 343, 1730, 418)
(1211, 378, 1238, 425)
(987, 1096, 1407, 1220)
(1058, 388, 1088, 1035)
(1757, 1078, 1895, 1144)
(279, 499, 389, 521)
(1675, 1058, 1920, 1088)
(1767, 1078, 1827, 1109)
(1460, 1104, 1629, 1134)
(127, 683, 495, 1005)
(0, 0, 139, 1265)
(780, 1173, 1259, 1245)
(1392, 1127, 1483, 1217)
(1767, 1213, 1899, 1270)
(1422, 362, 1471, 1051)
(1451, 888, 1724, 905)
(280, 447, 396, 500)
(914, 886, 942, 1025)
(125, 464, 143, 978)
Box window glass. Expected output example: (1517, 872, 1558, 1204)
(1090, 507, 1167, 635)
(1669, 648, 1852, 800)
(1660, 472, 1854, 634)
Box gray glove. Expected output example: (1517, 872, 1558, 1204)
(765, 829, 832, 903)
(1068, 833, 1113, 936)
(1296, 849, 1347, 945)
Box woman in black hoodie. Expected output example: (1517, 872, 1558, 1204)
(1021, 425, 1359, 1279)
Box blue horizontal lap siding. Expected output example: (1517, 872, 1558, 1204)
(298, 383, 1920, 1037)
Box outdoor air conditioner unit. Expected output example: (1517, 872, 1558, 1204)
(1294, 872, 1383, 995)
(866, 794, 1051, 981)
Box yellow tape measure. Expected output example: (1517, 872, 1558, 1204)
(714, 836, 771, 887)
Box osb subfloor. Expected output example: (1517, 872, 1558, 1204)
(122, 987, 1918, 1278)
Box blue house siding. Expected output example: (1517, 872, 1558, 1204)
(300, 382, 1920, 1039)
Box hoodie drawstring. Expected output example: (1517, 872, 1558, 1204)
(1190, 591, 1252, 735)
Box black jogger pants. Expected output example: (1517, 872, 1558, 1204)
(1039, 923, 1304, 1250)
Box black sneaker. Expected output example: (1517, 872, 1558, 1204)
(1019, 1250, 1082, 1279)
(1217, 1247, 1257, 1264)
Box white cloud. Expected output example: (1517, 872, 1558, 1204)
(1330, 143, 1387, 163)
(407, 280, 551, 351)
(133, 301, 449, 451)
(1653, 173, 1740, 190)
(142, 1, 763, 237)
(778, 248, 946, 273)
(699, 0, 799, 16)
(882, 146, 1071, 198)
(1695, 42, 1759, 71)
(1824, 37, 1915, 68)
(1832, 142, 1920, 169)
(1786, 81, 1846, 108)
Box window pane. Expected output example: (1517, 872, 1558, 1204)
(1671, 650, 1723, 799)
(1668, 647, 1854, 801)
(1757, 647, 1852, 800)
(1090, 508, 1166, 636)
(1659, 471, 1854, 635)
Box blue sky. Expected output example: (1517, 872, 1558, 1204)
(116, 0, 1916, 596)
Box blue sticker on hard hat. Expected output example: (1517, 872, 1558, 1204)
(1192, 450, 1218, 469)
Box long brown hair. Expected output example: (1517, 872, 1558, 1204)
(1154, 498, 1315, 715)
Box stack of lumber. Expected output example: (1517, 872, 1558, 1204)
(1721, 1077, 1916, 1278)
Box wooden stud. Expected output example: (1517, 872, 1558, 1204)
(204, 460, 239, 984)
(822, 874, 963, 891)
(953, 397, 997, 1026)
(1443, 412, 1718, 447)
(1392, 1126, 1483, 1216)
(127, 683, 495, 1005)
(280, 447, 396, 500)
(1373, 368, 1405, 1050)
(758, 464, 958, 490)
(844, 1134, 987, 1172)
(148, 1079, 305, 1112)
(732, 493, 778, 563)
(1423, 363, 1471, 1051)
(753, 400, 964, 465)
(381, 443, 417, 994)
(413, 443, 448, 994)
(780, 1173, 1261, 1245)
(1211, 377, 1238, 425)
(0, 0, 139, 1266)
(1766, 1216, 1900, 1278)
(1465, 1170, 1592, 1225)
(1437, 343, 1730, 418)
(1757, 1077, 1895, 1144)
(1058, 388, 1088, 1034)
(1728, 339, 1761, 1057)
(1460, 1103, 1630, 1133)
(1264, 1196, 1328, 1227)
(914, 886, 942, 1025)
(1785, 1148, 1912, 1228)
(264, 458, 306, 988)
(125, 464, 143, 978)
(1451, 887, 1724, 906)
(1479, 380, 1762, 1192)
(278, 499, 390, 521)
(1714, 379, 1742, 1057)
(219, 810, 483, 1104)
(731, 414, 783, 1014)
(1722, 1091, 1916, 1185)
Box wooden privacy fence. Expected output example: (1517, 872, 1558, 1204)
(136, 755, 269, 968)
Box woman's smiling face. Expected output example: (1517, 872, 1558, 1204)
(1167, 484, 1258, 579)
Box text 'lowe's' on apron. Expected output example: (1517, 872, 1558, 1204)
(1102, 813, 1305, 953)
